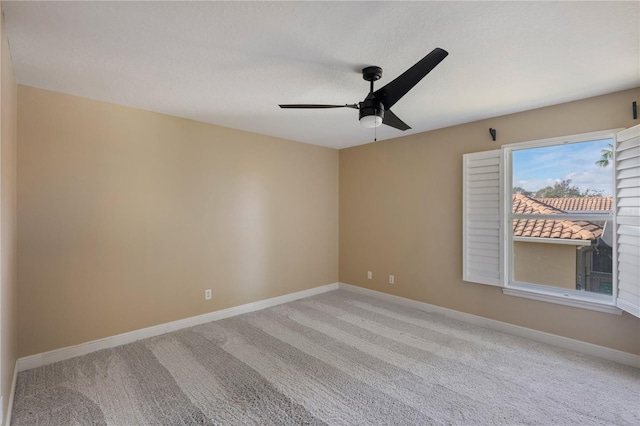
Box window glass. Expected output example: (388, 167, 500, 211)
(510, 139, 614, 295)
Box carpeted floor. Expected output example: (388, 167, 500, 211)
(12, 289, 640, 425)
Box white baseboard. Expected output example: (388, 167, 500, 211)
(17, 282, 339, 372)
(17, 281, 639, 372)
(4, 362, 17, 426)
(339, 282, 640, 368)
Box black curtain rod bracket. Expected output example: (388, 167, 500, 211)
(489, 128, 497, 141)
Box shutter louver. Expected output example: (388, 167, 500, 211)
(615, 125, 640, 318)
(463, 150, 504, 286)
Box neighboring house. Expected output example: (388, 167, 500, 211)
(512, 194, 613, 294)
(535, 197, 613, 212)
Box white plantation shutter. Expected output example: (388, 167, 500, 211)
(615, 125, 640, 318)
(463, 150, 504, 286)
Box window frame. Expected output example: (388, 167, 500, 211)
(500, 129, 622, 314)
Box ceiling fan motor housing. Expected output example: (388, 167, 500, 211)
(359, 99, 385, 126)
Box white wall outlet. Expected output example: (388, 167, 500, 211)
(388, 275, 395, 284)
(367, 271, 373, 280)
(204, 289, 212, 300)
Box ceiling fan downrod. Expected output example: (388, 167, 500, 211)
(359, 66, 384, 128)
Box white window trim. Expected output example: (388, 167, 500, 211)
(502, 129, 622, 313)
(502, 129, 619, 151)
(503, 285, 622, 315)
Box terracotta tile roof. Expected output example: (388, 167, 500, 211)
(535, 197, 612, 211)
(512, 194, 604, 241)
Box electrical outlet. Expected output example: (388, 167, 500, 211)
(367, 271, 373, 279)
(205, 289, 212, 300)
(388, 275, 395, 284)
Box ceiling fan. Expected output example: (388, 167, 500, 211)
(279, 48, 448, 131)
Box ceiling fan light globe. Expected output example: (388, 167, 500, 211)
(359, 114, 383, 128)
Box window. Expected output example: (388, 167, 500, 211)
(463, 126, 640, 317)
(509, 138, 614, 300)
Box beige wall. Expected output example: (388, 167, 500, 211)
(514, 241, 576, 290)
(0, 4, 17, 423)
(14, 82, 640, 359)
(340, 88, 640, 355)
(17, 86, 338, 357)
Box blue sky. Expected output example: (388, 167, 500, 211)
(512, 138, 613, 197)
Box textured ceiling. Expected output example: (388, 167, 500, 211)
(3, 1, 639, 149)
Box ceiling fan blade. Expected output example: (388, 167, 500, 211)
(382, 110, 411, 131)
(373, 48, 448, 109)
(279, 104, 359, 109)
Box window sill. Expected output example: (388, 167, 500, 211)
(503, 285, 622, 315)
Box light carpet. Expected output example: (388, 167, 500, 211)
(12, 289, 640, 425)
